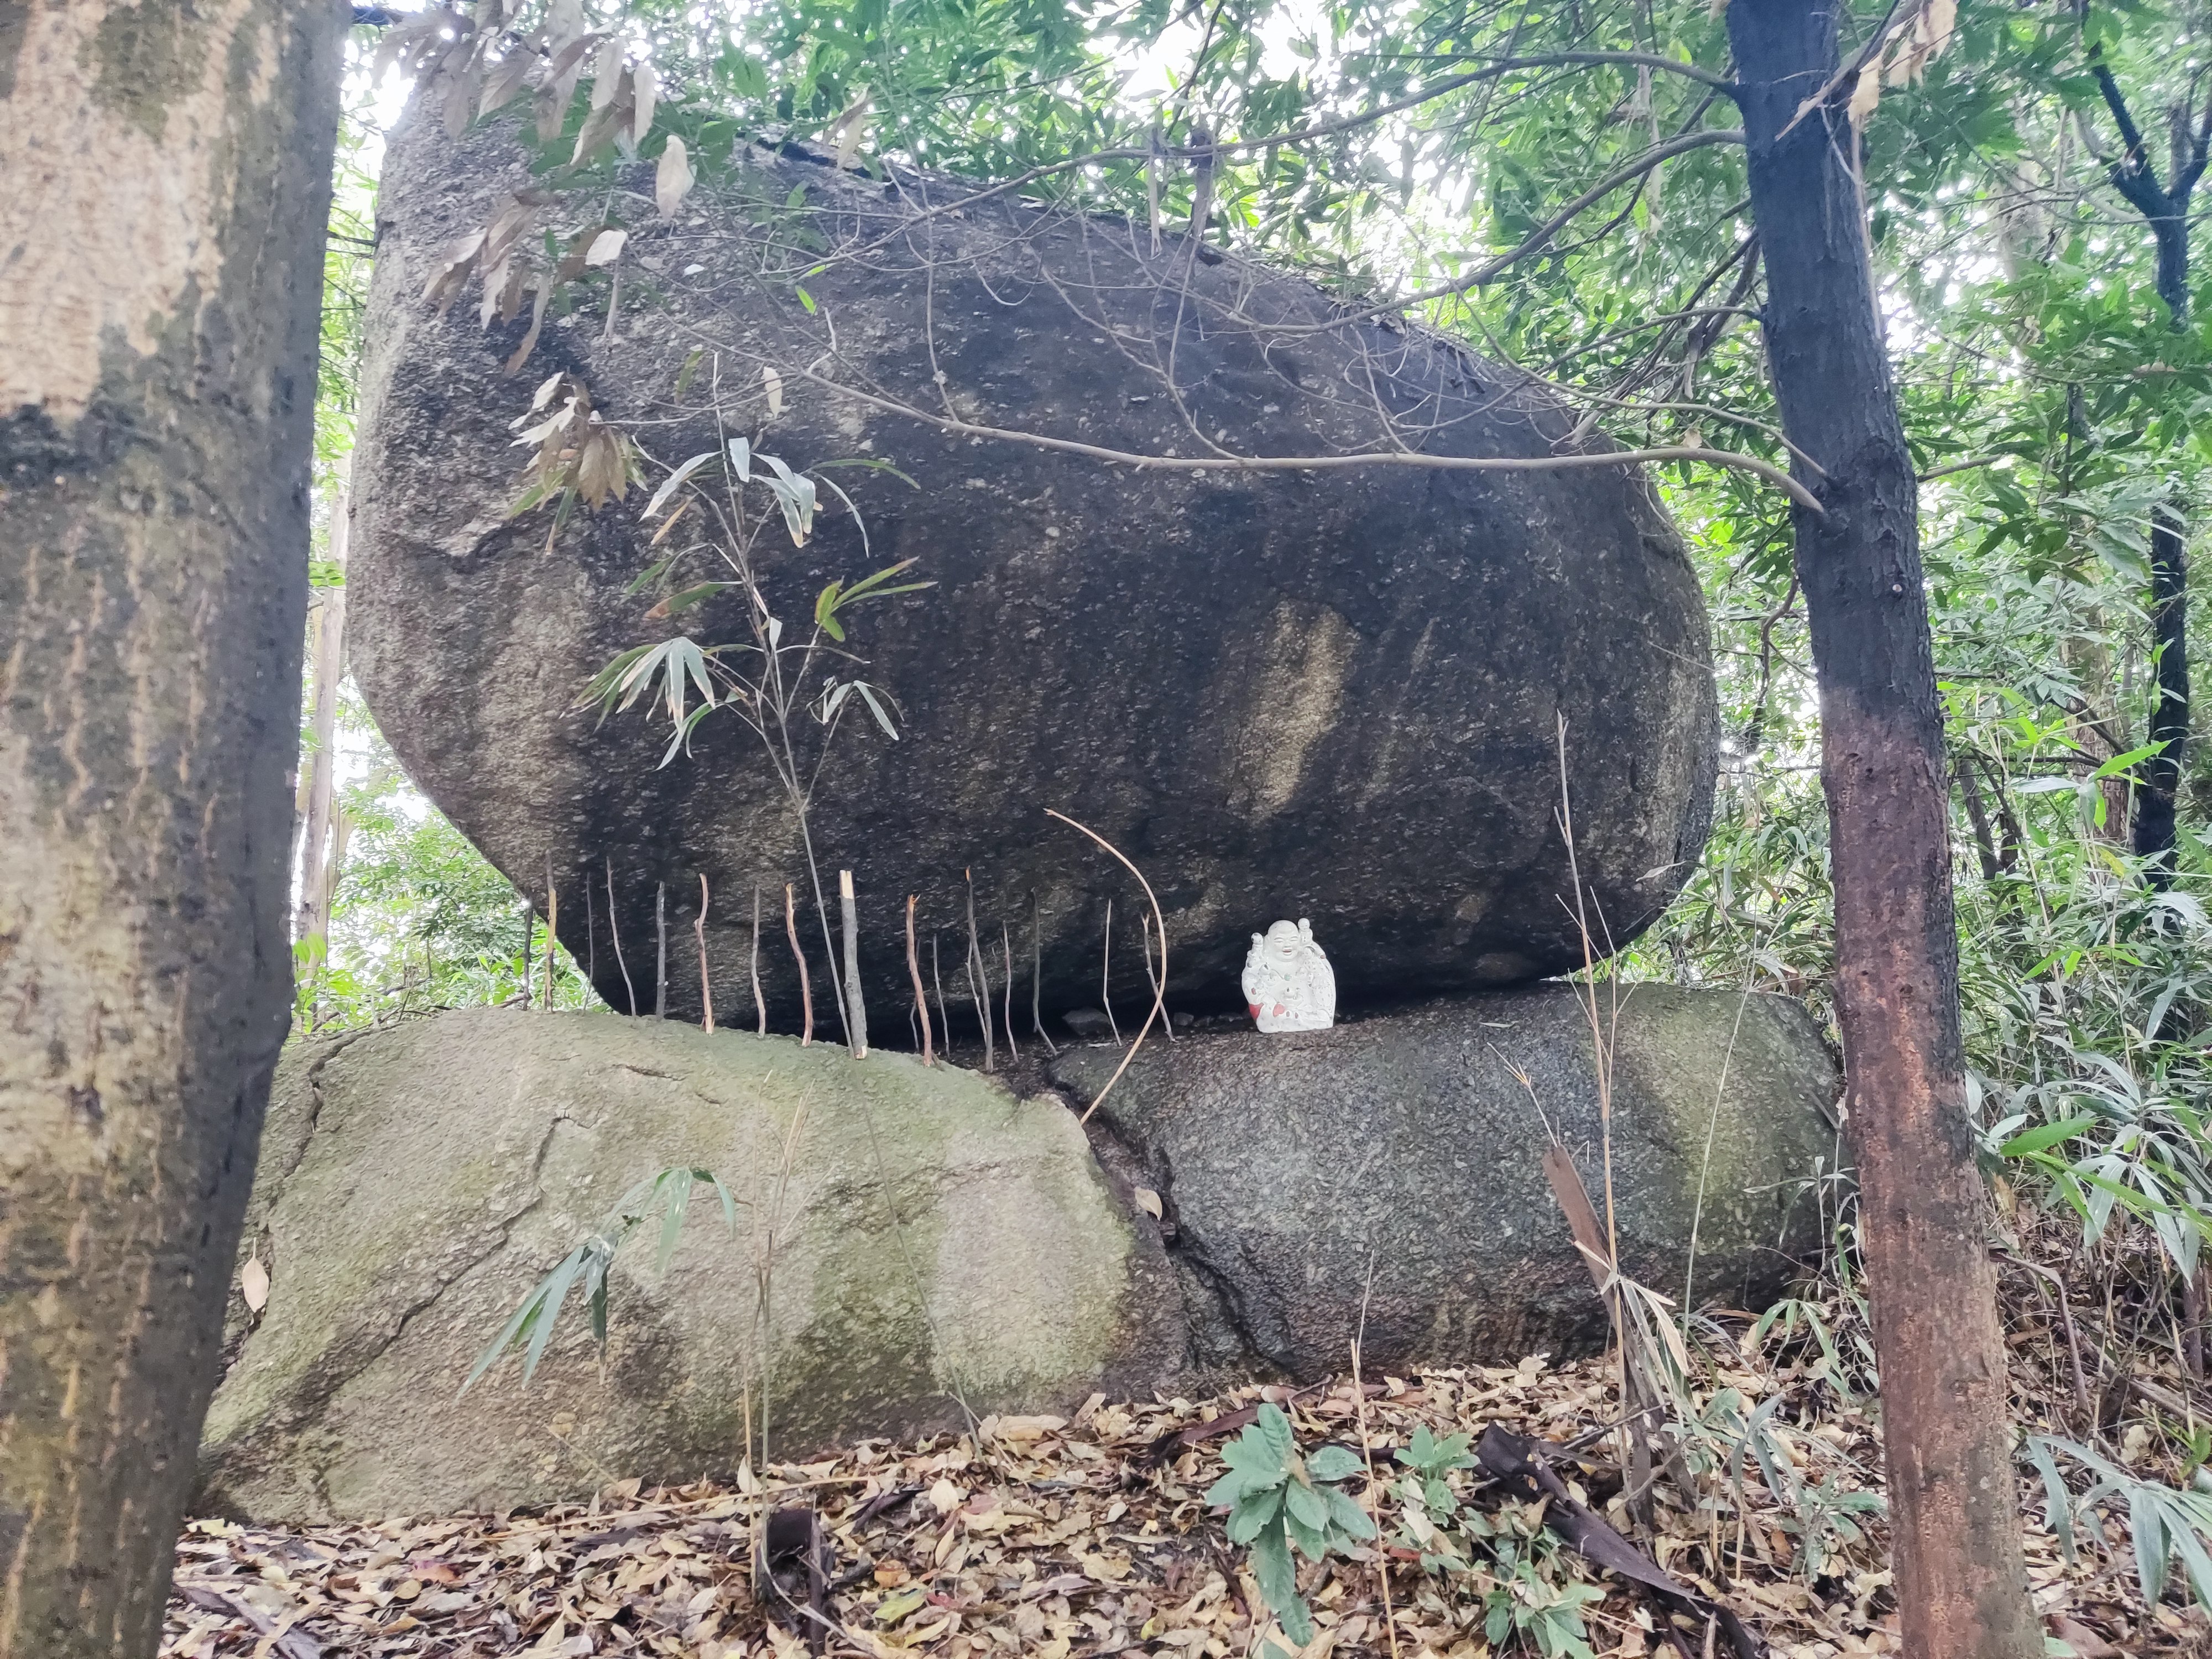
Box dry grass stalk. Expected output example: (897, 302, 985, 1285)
(696, 873, 714, 1034)
(1000, 922, 1020, 1062)
(1044, 810, 1168, 1124)
(606, 857, 637, 1016)
(1552, 716, 1637, 1486)
(785, 883, 813, 1045)
(1030, 890, 1058, 1056)
(964, 868, 995, 1071)
(1141, 911, 1174, 1042)
(906, 895, 933, 1066)
(1101, 898, 1121, 1046)
(930, 932, 950, 1060)
(751, 883, 766, 1036)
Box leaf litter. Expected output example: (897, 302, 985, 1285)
(163, 1344, 2209, 1659)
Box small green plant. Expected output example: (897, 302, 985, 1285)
(1475, 1527, 1606, 1659)
(579, 423, 930, 1052)
(1204, 1402, 1375, 1645)
(465, 1166, 733, 1392)
(1392, 1422, 1479, 1570)
(1384, 1427, 1608, 1656)
(2028, 1433, 2212, 1614)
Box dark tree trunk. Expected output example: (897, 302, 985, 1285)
(2151, 217, 2190, 321)
(2088, 59, 2198, 872)
(0, 5, 345, 1656)
(2135, 501, 2189, 884)
(1725, 3, 2039, 1655)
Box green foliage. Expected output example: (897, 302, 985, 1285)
(300, 709, 595, 1034)
(1203, 1404, 1374, 1646)
(1387, 1449, 1605, 1659)
(2029, 1434, 2212, 1614)
(1474, 1527, 1605, 1659)
(1391, 1422, 1478, 1570)
(466, 1166, 736, 1392)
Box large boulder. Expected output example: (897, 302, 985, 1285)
(197, 1009, 1184, 1524)
(351, 108, 1718, 1031)
(201, 994, 1839, 1522)
(1057, 984, 1844, 1379)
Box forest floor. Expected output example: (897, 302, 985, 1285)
(161, 1344, 2209, 1659)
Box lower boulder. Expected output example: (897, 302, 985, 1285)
(1055, 984, 1844, 1379)
(200, 989, 1841, 1522)
(197, 1009, 1182, 1524)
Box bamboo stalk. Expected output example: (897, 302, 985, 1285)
(839, 870, 868, 1058)
(785, 883, 813, 1045)
(695, 873, 714, 1034)
(907, 895, 933, 1066)
(655, 880, 669, 1019)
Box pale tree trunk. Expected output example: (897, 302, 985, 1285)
(1726, 2, 2040, 1655)
(298, 469, 351, 957)
(0, 6, 345, 1657)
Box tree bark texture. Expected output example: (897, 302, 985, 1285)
(1726, 3, 2040, 1656)
(0, 5, 344, 1656)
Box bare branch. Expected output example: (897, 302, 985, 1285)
(805, 61, 1732, 274)
(1776, 0, 1906, 140)
(1252, 129, 1745, 334)
(1376, 50, 1735, 92)
(776, 360, 1823, 511)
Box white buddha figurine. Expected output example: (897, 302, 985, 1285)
(1241, 919, 1335, 1032)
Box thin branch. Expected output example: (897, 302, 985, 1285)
(1257, 128, 1746, 333)
(796, 59, 1730, 277)
(1916, 453, 2009, 483)
(1379, 49, 1735, 92)
(779, 361, 1822, 510)
(1045, 810, 1168, 1126)
(2090, 57, 2173, 217)
(2092, 59, 2155, 182)
(1776, 0, 1907, 140)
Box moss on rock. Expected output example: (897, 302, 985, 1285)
(199, 1009, 1181, 1523)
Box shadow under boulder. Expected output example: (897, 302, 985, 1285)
(200, 991, 1840, 1522)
